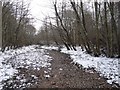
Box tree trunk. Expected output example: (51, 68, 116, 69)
(0, 1, 2, 50)
(94, 1, 100, 56)
(104, 2, 110, 57)
(117, 2, 120, 57)
(70, 1, 92, 53)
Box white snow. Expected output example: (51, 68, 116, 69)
(41, 45, 58, 50)
(7, 46, 52, 69)
(60, 46, 119, 85)
(31, 75, 38, 79)
(0, 45, 52, 89)
(44, 71, 48, 74)
(0, 45, 119, 88)
(48, 67, 52, 70)
(59, 68, 63, 71)
(41, 45, 119, 85)
(44, 75, 50, 78)
(0, 55, 17, 89)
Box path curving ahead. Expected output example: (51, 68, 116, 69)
(31, 50, 112, 88)
(3, 48, 113, 89)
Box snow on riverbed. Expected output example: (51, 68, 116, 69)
(61, 47, 119, 85)
(0, 45, 52, 89)
(42, 45, 119, 86)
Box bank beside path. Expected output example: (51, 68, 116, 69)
(1, 45, 117, 89)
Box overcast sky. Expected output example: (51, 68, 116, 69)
(29, 0, 120, 30)
(29, 0, 54, 30)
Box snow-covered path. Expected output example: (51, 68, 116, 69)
(3, 48, 111, 88)
(42, 45, 120, 86)
(0, 45, 119, 89)
(0, 45, 52, 89)
(61, 47, 119, 85)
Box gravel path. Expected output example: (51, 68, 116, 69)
(3, 49, 113, 89)
(31, 50, 112, 88)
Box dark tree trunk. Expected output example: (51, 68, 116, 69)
(117, 1, 120, 57)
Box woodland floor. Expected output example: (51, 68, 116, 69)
(3, 49, 114, 89)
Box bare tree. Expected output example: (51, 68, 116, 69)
(53, 1, 76, 50)
(2, 0, 35, 51)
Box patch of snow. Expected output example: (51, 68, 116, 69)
(41, 45, 58, 50)
(2, 45, 52, 69)
(44, 75, 50, 78)
(48, 68, 52, 70)
(0, 56, 17, 89)
(59, 68, 63, 71)
(85, 69, 94, 74)
(20, 79, 27, 83)
(3, 73, 38, 89)
(0, 45, 52, 89)
(118, 60, 120, 85)
(31, 75, 38, 79)
(44, 71, 48, 74)
(61, 46, 119, 85)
